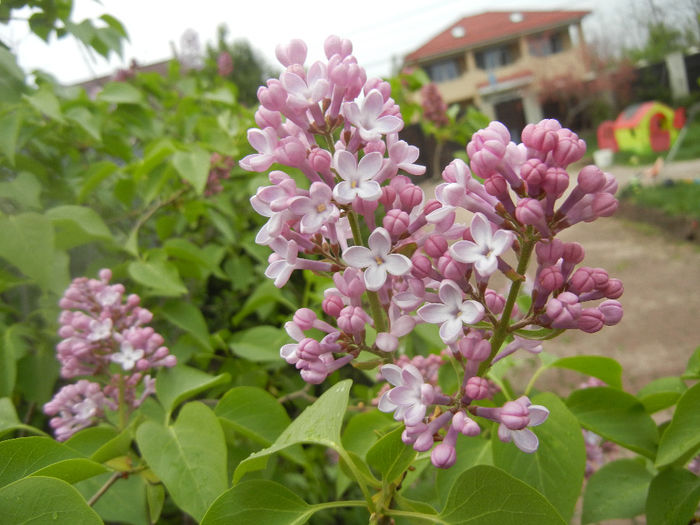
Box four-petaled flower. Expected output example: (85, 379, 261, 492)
(110, 341, 144, 371)
(451, 212, 515, 278)
(343, 227, 411, 291)
(343, 89, 402, 141)
(418, 280, 485, 344)
(497, 396, 549, 454)
(332, 150, 383, 204)
(289, 182, 338, 234)
(378, 364, 435, 426)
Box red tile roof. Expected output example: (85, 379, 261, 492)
(405, 10, 590, 62)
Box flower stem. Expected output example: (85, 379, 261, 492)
(347, 209, 387, 333)
(478, 235, 535, 376)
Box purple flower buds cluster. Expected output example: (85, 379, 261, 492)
(243, 37, 624, 468)
(205, 153, 235, 196)
(44, 269, 176, 440)
(420, 83, 449, 127)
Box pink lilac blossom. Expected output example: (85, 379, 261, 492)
(242, 36, 624, 468)
(45, 269, 176, 440)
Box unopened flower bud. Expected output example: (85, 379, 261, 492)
(599, 300, 623, 325)
(578, 308, 605, 333)
(500, 400, 529, 430)
(465, 376, 490, 400)
(431, 442, 457, 469)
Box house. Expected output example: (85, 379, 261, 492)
(404, 10, 591, 138)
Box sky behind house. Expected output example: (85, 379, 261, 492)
(0, 0, 675, 84)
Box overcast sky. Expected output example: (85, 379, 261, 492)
(2, 0, 646, 84)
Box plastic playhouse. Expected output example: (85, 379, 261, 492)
(597, 101, 686, 154)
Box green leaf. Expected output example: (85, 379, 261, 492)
(581, 459, 653, 524)
(23, 87, 64, 123)
(0, 436, 83, 488)
(342, 410, 395, 456)
(128, 260, 188, 296)
(215, 386, 289, 445)
(135, 402, 228, 521)
(160, 299, 212, 352)
(366, 426, 417, 483)
(77, 161, 119, 203)
(0, 212, 56, 292)
(0, 476, 101, 524)
(90, 426, 135, 464)
(98, 81, 144, 105)
(31, 458, 107, 485)
(229, 325, 289, 362)
(683, 346, 700, 379)
(64, 106, 101, 140)
(0, 397, 45, 437)
(438, 465, 566, 524)
(231, 280, 295, 325)
(0, 110, 21, 165)
(435, 438, 492, 508)
(164, 238, 225, 279)
(156, 364, 230, 417)
(172, 147, 211, 195)
(0, 171, 42, 210)
(65, 426, 119, 456)
(655, 381, 700, 467)
(46, 205, 113, 250)
(76, 471, 149, 525)
(646, 467, 700, 525)
(201, 479, 313, 525)
(567, 387, 658, 457)
(637, 376, 687, 413)
(492, 393, 585, 522)
(549, 356, 622, 389)
(233, 380, 351, 483)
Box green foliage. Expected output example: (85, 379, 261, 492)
(619, 179, 700, 221)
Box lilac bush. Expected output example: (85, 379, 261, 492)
(243, 36, 624, 468)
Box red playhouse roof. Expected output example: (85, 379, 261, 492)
(405, 10, 590, 62)
(614, 102, 659, 129)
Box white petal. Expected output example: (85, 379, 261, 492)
(388, 386, 419, 405)
(357, 152, 383, 180)
(380, 364, 404, 386)
(343, 246, 374, 268)
(417, 303, 452, 324)
(475, 254, 498, 277)
(450, 240, 482, 263)
(528, 405, 550, 426)
(403, 402, 426, 426)
(439, 280, 463, 309)
(378, 392, 398, 412)
(512, 428, 539, 453)
(364, 265, 387, 291)
(368, 227, 391, 256)
(470, 212, 492, 247)
(440, 317, 464, 345)
(334, 150, 357, 180)
(401, 364, 424, 389)
(491, 229, 515, 256)
(333, 181, 357, 204)
(459, 300, 485, 324)
(385, 254, 411, 276)
(356, 180, 382, 201)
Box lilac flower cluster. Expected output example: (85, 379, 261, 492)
(420, 83, 449, 127)
(44, 269, 176, 440)
(243, 36, 623, 468)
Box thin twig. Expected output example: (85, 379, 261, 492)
(88, 471, 122, 507)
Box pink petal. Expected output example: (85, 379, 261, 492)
(403, 403, 426, 426)
(333, 181, 356, 204)
(378, 392, 397, 412)
(491, 229, 515, 256)
(401, 364, 424, 388)
(363, 90, 384, 118)
(388, 386, 418, 405)
(368, 228, 391, 256)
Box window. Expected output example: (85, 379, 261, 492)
(528, 32, 565, 57)
(425, 59, 461, 83)
(475, 44, 517, 70)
